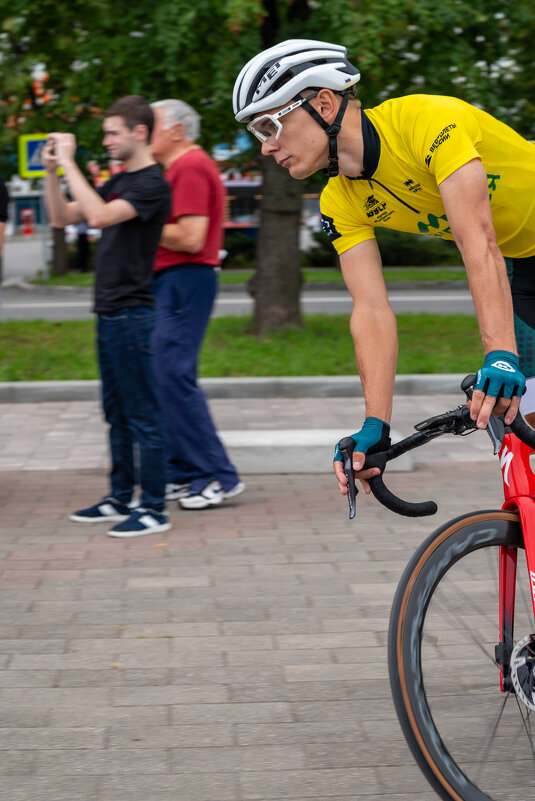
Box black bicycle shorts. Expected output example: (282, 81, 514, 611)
(507, 255, 535, 379)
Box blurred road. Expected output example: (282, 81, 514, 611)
(0, 285, 475, 322)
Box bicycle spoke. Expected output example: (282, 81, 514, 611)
(472, 691, 510, 785)
(431, 582, 497, 666)
(424, 548, 535, 798)
(512, 698, 535, 769)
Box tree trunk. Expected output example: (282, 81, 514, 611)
(250, 157, 303, 333)
(52, 226, 67, 275)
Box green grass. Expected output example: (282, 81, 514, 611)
(31, 272, 95, 287)
(29, 265, 467, 288)
(383, 267, 465, 282)
(0, 314, 482, 382)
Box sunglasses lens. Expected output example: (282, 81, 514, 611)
(248, 115, 280, 142)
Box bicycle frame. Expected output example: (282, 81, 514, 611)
(498, 432, 535, 691)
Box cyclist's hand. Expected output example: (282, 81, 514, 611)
(471, 351, 525, 429)
(333, 457, 380, 495)
(333, 417, 390, 495)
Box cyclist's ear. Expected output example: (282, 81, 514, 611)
(312, 89, 338, 121)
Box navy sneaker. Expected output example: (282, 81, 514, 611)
(69, 497, 131, 524)
(107, 507, 171, 538)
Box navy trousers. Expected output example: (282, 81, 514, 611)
(152, 266, 239, 493)
(97, 307, 167, 511)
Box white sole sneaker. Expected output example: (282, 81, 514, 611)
(165, 483, 191, 501)
(70, 513, 129, 523)
(179, 481, 223, 510)
(107, 521, 172, 538)
(223, 481, 245, 500)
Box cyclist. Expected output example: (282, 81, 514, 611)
(233, 39, 535, 496)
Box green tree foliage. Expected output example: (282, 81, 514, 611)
(0, 0, 533, 326)
(335, 0, 535, 136)
(1, 0, 533, 158)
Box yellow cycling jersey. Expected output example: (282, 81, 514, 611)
(320, 94, 535, 259)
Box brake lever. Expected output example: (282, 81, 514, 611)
(338, 436, 358, 520)
(461, 373, 505, 455)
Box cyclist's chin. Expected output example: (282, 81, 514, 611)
(287, 162, 315, 180)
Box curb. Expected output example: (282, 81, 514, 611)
(0, 374, 468, 404)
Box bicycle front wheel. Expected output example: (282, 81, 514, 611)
(389, 510, 535, 801)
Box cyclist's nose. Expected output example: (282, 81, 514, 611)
(261, 139, 279, 155)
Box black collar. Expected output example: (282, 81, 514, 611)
(358, 110, 380, 180)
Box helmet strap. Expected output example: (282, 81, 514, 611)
(301, 91, 351, 177)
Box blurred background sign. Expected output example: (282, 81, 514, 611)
(17, 134, 49, 178)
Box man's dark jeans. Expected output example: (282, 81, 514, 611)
(97, 307, 166, 511)
(152, 265, 239, 493)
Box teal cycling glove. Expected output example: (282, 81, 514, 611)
(334, 417, 391, 462)
(474, 350, 525, 400)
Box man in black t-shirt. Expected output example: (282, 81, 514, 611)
(0, 175, 8, 284)
(43, 95, 172, 538)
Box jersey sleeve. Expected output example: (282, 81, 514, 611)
(408, 96, 482, 186)
(320, 180, 376, 256)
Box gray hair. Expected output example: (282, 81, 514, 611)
(151, 99, 200, 141)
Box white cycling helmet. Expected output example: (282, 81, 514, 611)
(233, 39, 360, 177)
(233, 39, 360, 123)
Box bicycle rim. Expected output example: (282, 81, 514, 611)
(389, 510, 535, 801)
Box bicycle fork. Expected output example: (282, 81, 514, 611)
(498, 432, 535, 695)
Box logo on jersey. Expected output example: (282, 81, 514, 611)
(364, 195, 389, 219)
(488, 174, 501, 202)
(424, 123, 457, 166)
(364, 195, 379, 211)
(362, 195, 395, 224)
(404, 178, 423, 193)
(320, 214, 341, 241)
(418, 213, 451, 238)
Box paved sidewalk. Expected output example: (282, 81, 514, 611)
(0, 458, 504, 801)
(0, 388, 505, 800)
(0, 392, 496, 474)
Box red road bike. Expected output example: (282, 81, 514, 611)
(339, 376, 535, 801)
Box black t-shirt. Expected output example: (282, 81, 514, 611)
(0, 176, 9, 223)
(94, 165, 170, 313)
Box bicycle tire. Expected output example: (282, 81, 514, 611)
(388, 510, 535, 801)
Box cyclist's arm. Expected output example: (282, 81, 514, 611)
(335, 238, 397, 493)
(439, 158, 520, 426)
(159, 215, 209, 254)
(341, 238, 398, 422)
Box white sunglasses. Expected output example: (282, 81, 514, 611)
(247, 92, 318, 143)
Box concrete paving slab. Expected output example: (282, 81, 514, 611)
(0, 461, 505, 800)
(0, 391, 494, 474)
